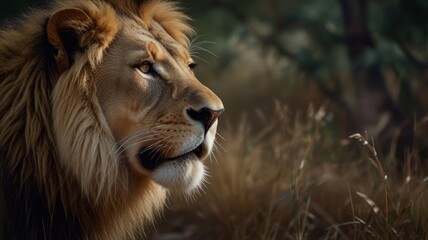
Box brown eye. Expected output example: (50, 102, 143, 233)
(139, 61, 151, 73)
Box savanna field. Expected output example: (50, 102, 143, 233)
(2, 0, 428, 239)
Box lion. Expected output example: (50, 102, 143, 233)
(0, 0, 223, 239)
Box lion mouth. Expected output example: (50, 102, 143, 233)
(139, 144, 205, 170)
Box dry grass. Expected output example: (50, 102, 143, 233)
(151, 102, 428, 240)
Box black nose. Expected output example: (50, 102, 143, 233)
(187, 107, 224, 132)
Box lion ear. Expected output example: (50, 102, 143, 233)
(47, 8, 93, 72)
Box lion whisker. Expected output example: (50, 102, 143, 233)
(149, 138, 175, 163)
(136, 135, 176, 164)
(115, 123, 162, 147)
(111, 133, 159, 158)
(192, 55, 209, 65)
(189, 37, 216, 50)
(210, 152, 219, 164)
(112, 122, 167, 157)
(142, 135, 174, 152)
(211, 150, 220, 164)
(189, 35, 204, 46)
(216, 132, 226, 141)
(164, 144, 174, 159)
(210, 141, 221, 164)
(190, 46, 218, 58)
(191, 40, 216, 46)
(110, 127, 154, 157)
(214, 138, 227, 153)
(113, 135, 163, 160)
(124, 135, 167, 152)
(114, 132, 156, 153)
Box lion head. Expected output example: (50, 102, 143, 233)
(0, 0, 223, 239)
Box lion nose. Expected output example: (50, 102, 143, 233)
(187, 107, 224, 132)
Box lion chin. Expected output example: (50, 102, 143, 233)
(0, 0, 223, 239)
(151, 158, 206, 193)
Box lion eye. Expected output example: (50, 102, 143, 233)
(139, 61, 152, 74)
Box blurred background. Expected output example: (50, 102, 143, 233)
(183, 0, 428, 162)
(2, 0, 428, 239)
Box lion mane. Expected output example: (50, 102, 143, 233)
(0, 0, 196, 239)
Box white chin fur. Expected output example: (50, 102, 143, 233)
(150, 159, 205, 193)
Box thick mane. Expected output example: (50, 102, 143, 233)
(0, 0, 193, 239)
(0, 7, 59, 199)
(0, 0, 119, 208)
(140, 0, 194, 47)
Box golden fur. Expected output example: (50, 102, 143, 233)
(0, 0, 223, 239)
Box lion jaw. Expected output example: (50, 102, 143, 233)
(151, 158, 206, 193)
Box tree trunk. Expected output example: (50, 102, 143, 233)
(339, 0, 412, 161)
